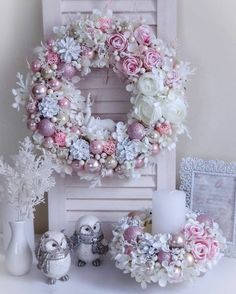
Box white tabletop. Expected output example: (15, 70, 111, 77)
(0, 247, 236, 294)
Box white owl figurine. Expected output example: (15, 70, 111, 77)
(35, 231, 72, 284)
(71, 215, 108, 267)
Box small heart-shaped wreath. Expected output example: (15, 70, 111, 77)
(12, 9, 192, 184)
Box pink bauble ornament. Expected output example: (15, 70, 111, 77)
(46, 38, 55, 48)
(157, 250, 171, 264)
(90, 140, 104, 155)
(71, 160, 84, 172)
(38, 119, 55, 137)
(71, 126, 82, 136)
(103, 140, 116, 155)
(43, 137, 54, 149)
(26, 102, 36, 114)
(128, 122, 145, 140)
(152, 143, 160, 155)
(123, 226, 143, 243)
(196, 214, 213, 228)
(32, 84, 47, 100)
(84, 159, 101, 173)
(27, 120, 37, 131)
(59, 98, 71, 109)
(170, 233, 185, 248)
(135, 157, 144, 168)
(58, 63, 76, 79)
(31, 59, 41, 72)
(48, 78, 61, 91)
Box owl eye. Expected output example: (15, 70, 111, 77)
(93, 222, 100, 233)
(85, 228, 89, 231)
(52, 243, 57, 247)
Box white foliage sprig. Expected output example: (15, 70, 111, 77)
(0, 137, 57, 221)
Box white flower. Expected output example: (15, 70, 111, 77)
(116, 138, 140, 163)
(137, 71, 165, 97)
(133, 96, 162, 125)
(38, 96, 59, 118)
(162, 99, 187, 124)
(70, 138, 90, 160)
(57, 37, 81, 63)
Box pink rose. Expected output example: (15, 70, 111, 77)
(190, 238, 211, 261)
(143, 48, 162, 69)
(134, 25, 153, 46)
(122, 56, 142, 76)
(156, 122, 172, 135)
(98, 17, 111, 32)
(107, 33, 128, 52)
(183, 223, 207, 240)
(165, 70, 180, 87)
(208, 239, 219, 259)
(54, 132, 66, 147)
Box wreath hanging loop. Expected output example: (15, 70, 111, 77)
(12, 9, 192, 184)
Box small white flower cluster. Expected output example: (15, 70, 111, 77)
(38, 95, 60, 118)
(110, 210, 226, 289)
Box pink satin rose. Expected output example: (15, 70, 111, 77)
(143, 48, 162, 69)
(208, 239, 220, 259)
(122, 56, 142, 76)
(183, 223, 207, 240)
(156, 122, 172, 135)
(54, 132, 66, 147)
(134, 25, 153, 46)
(98, 17, 112, 32)
(190, 238, 211, 261)
(107, 33, 128, 52)
(165, 70, 180, 87)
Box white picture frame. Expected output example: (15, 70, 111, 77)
(180, 157, 236, 258)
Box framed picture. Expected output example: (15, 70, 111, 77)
(180, 157, 236, 257)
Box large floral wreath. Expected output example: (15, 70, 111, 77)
(12, 9, 192, 184)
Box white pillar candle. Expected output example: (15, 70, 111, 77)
(152, 190, 186, 234)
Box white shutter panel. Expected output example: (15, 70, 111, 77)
(42, 0, 177, 238)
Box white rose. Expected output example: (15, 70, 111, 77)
(134, 96, 162, 125)
(137, 72, 165, 97)
(162, 99, 187, 124)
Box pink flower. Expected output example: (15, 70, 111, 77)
(156, 122, 172, 135)
(107, 33, 128, 52)
(143, 48, 162, 69)
(122, 56, 142, 76)
(208, 239, 220, 259)
(183, 223, 207, 240)
(134, 25, 153, 46)
(54, 132, 66, 147)
(98, 17, 112, 32)
(190, 238, 211, 261)
(47, 52, 60, 65)
(165, 70, 180, 87)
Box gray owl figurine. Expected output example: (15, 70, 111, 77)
(35, 231, 72, 284)
(71, 215, 108, 267)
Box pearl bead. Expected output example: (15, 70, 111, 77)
(184, 252, 194, 267)
(84, 159, 101, 173)
(52, 46, 58, 52)
(59, 98, 71, 109)
(157, 251, 171, 264)
(148, 130, 160, 143)
(115, 56, 120, 62)
(41, 68, 54, 79)
(169, 233, 185, 248)
(105, 156, 118, 169)
(135, 157, 145, 168)
(27, 120, 37, 131)
(38, 119, 55, 137)
(152, 143, 160, 155)
(57, 112, 69, 125)
(48, 78, 61, 91)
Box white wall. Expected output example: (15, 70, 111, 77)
(0, 0, 236, 232)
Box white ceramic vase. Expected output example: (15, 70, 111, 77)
(5, 221, 33, 276)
